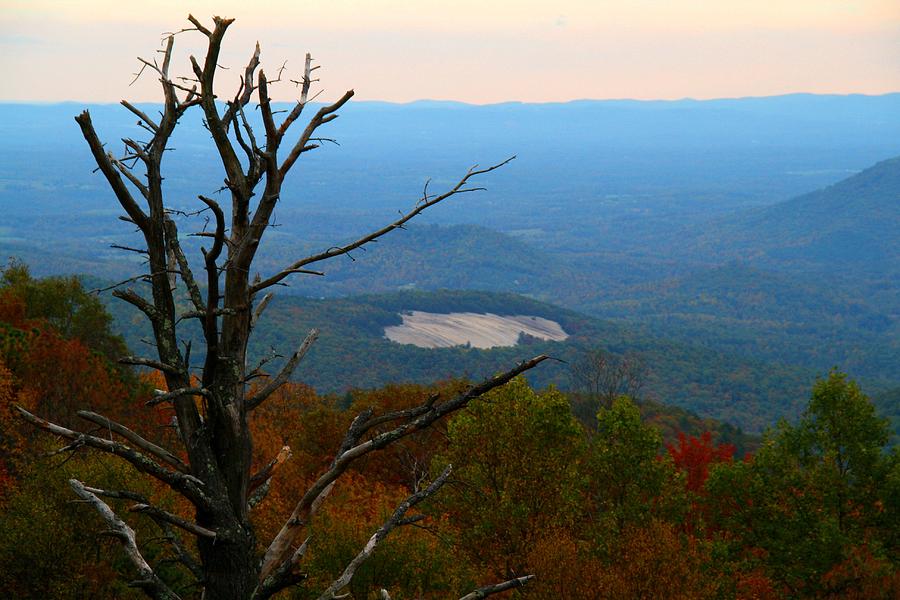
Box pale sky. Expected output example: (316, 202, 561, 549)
(1, 0, 899, 103)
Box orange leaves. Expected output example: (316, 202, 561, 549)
(526, 529, 607, 598)
(734, 569, 780, 600)
(0, 361, 17, 494)
(528, 522, 723, 599)
(0, 289, 26, 329)
(249, 381, 340, 473)
(20, 332, 130, 425)
(1, 289, 137, 431)
(600, 521, 723, 599)
(345, 382, 460, 488)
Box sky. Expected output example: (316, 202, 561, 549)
(1, 0, 899, 104)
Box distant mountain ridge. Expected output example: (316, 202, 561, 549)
(682, 156, 900, 270)
(579, 159, 900, 385)
(5, 95, 900, 437)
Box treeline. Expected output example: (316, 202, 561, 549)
(2, 266, 900, 598)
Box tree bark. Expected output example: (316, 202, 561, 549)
(20, 14, 542, 600)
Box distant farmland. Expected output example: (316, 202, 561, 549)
(384, 311, 569, 349)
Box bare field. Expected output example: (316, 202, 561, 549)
(383, 311, 569, 349)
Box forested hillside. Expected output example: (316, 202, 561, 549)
(3, 95, 900, 597)
(3, 99, 900, 418)
(4, 0, 900, 594)
(2, 271, 898, 598)
(93, 282, 829, 434)
(681, 156, 900, 269)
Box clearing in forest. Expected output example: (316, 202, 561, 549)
(384, 310, 569, 349)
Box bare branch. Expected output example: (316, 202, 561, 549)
(186, 15, 212, 37)
(164, 217, 205, 313)
(259, 354, 547, 581)
(129, 503, 217, 540)
(177, 307, 237, 323)
(246, 329, 318, 410)
(257, 70, 279, 147)
(112, 288, 158, 321)
(231, 103, 260, 177)
(122, 138, 150, 163)
(83, 485, 149, 503)
(316, 466, 452, 600)
(458, 575, 535, 600)
(193, 195, 226, 376)
(160, 34, 175, 80)
(75, 111, 148, 229)
(77, 410, 189, 473)
(355, 394, 439, 438)
(252, 70, 282, 195)
(249, 445, 292, 492)
(108, 151, 150, 198)
(110, 244, 149, 255)
(154, 521, 204, 582)
(17, 407, 209, 508)
(279, 90, 355, 179)
(69, 480, 182, 600)
(191, 17, 247, 198)
(146, 387, 211, 407)
(221, 41, 261, 129)
(250, 291, 274, 328)
(121, 100, 160, 133)
(119, 356, 184, 376)
(275, 53, 315, 140)
(254, 484, 333, 598)
(251, 157, 515, 293)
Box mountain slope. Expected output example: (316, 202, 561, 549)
(253, 223, 592, 300)
(686, 156, 900, 270)
(101, 287, 816, 433)
(587, 263, 900, 378)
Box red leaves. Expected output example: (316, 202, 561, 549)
(667, 430, 735, 493)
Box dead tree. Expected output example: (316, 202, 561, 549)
(17, 15, 544, 600)
(570, 347, 646, 409)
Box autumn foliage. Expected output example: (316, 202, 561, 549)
(2, 266, 900, 598)
(668, 431, 735, 493)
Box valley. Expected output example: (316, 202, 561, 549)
(3, 94, 900, 435)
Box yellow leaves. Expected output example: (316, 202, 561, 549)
(527, 522, 724, 599)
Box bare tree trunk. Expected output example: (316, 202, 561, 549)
(19, 14, 543, 600)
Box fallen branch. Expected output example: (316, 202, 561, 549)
(458, 575, 535, 600)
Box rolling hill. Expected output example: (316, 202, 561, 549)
(6, 96, 900, 438)
(101, 287, 818, 433)
(682, 156, 900, 272)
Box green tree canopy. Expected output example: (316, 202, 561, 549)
(434, 377, 586, 577)
(1, 259, 129, 362)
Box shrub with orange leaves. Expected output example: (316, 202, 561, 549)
(525, 529, 609, 598)
(529, 521, 723, 599)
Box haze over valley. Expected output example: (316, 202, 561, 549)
(3, 94, 900, 433)
(6, 2, 900, 596)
